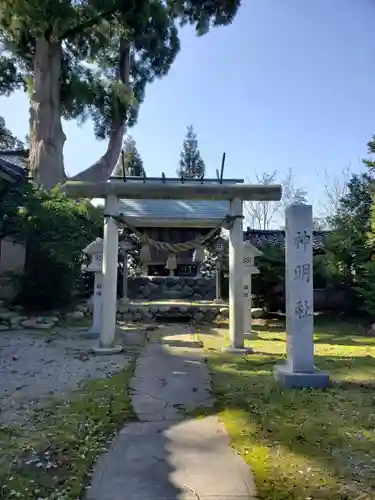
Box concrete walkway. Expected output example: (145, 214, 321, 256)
(86, 328, 256, 500)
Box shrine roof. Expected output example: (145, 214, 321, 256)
(0, 150, 28, 183)
(244, 229, 329, 252)
(118, 199, 231, 227)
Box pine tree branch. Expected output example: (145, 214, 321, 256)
(69, 41, 130, 182)
(60, 5, 120, 40)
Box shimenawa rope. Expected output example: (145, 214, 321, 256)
(104, 213, 241, 253)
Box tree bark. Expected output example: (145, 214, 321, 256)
(29, 37, 66, 189)
(70, 43, 130, 184)
(69, 121, 125, 182)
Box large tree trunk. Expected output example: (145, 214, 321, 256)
(70, 42, 130, 184)
(69, 121, 125, 182)
(29, 37, 66, 189)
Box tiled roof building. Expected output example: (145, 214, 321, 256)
(0, 150, 28, 184)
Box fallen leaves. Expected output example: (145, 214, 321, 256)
(0, 357, 138, 500)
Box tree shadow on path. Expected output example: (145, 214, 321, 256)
(86, 322, 256, 500)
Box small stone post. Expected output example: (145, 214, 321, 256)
(215, 260, 222, 302)
(119, 240, 133, 301)
(214, 237, 225, 304)
(274, 204, 330, 388)
(242, 241, 262, 335)
(123, 257, 128, 299)
(82, 238, 104, 339)
(193, 246, 206, 278)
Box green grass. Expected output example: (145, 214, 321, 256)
(200, 318, 375, 500)
(0, 358, 138, 500)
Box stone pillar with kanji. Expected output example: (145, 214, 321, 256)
(213, 237, 225, 303)
(274, 204, 330, 388)
(242, 241, 262, 335)
(227, 198, 250, 353)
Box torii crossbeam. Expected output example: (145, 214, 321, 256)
(63, 178, 282, 354)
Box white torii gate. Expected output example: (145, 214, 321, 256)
(63, 179, 282, 354)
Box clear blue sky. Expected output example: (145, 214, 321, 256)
(1, 0, 375, 212)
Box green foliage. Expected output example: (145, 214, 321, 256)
(0, 360, 137, 500)
(353, 260, 375, 316)
(0, 1, 180, 141)
(0, 0, 242, 142)
(1, 182, 102, 310)
(177, 125, 206, 178)
(114, 135, 145, 176)
(168, 0, 242, 35)
(0, 116, 24, 150)
(326, 172, 375, 314)
(248, 170, 375, 316)
(252, 245, 285, 311)
(0, 0, 242, 185)
(312, 252, 341, 289)
(0, 181, 31, 239)
(203, 324, 375, 499)
(362, 134, 375, 170)
(253, 245, 340, 312)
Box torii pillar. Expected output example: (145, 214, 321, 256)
(99, 194, 123, 354)
(63, 180, 282, 354)
(228, 198, 246, 352)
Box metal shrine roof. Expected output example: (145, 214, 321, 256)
(118, 177, 243, 227)
(119, 199, 231, 227)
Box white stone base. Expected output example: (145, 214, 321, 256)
(274, 364, 330, 389)
(92, 344, 124, 355)
(81, 329, 100, 339)
(223, 346, 253, 355)
(213, 298, 225, 304)
(244, 331, 258, 340)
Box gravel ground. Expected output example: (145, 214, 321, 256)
(0, 328, 133, 426)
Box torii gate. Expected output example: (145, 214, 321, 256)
(63, 178, 282, 354)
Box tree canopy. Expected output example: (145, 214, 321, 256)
(177, 125, 206, 178)
(0, 0, 180, 186)
(114, 136, 145, 177)
(0, 0, 242, 188)
(0, 117, 23, 151)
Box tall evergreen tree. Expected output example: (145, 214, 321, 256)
(0, 117, 24, 151)
(0, 1, 242, 189)
(0, 2, 179, 188)
(327, 172, 375, 313)
(114, 136, 145, 176)
(363, 135, 375, 171)
(177, 125, 205, 178)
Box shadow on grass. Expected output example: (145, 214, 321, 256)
(0, 358, 139, 500)
(314, 333, 375, 347)
(162, 339, 204, 348)
(239, 351, 375, 382)
(194, 329, 375, 500)
(251, 316, 374, 348)
(252, 323, 286, 333)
